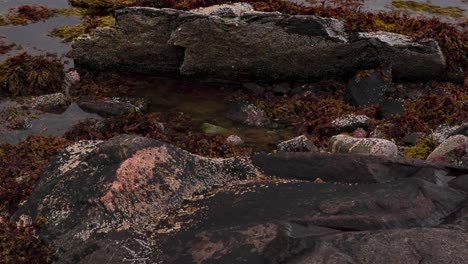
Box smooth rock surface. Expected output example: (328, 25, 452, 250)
(73, 6, 445, 82)
(427, 135, 468, 166)
(328, 134, 399, 156)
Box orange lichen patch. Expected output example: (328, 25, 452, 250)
(100, 146, 171, 212)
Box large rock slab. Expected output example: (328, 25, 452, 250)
(12, 135, 468, 263)
(73, 5, 445, 82)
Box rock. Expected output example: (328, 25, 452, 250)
(377, 98, 405, 119)
(449, 175, 468, 193)
(63, 70, 80, 95)
(12, 134, 468, 263)
(272, 82, 291, 95)
(7, 116, 32, 130)
(432, 124, 464, 143)
(201, 122, 227, 134)
(77, 96, 147, 117)
(329, 134, 398, 156)
(152, 179, 465, 263)
(402, 132, 426, 146)
(13, 135, 258, 263)
(73, 7, 445, 82)
(351, 127, 367, 138)
(190, 2, 253, 17)
(226, 103, 269, 127)
(277, 135, 318, 152)
(330, 114, 370, 133)
(348, 68, 392, 106)
(427, 135, 468, 166)
(29, 93, 71, 113)
(252, 152, 467, 183)
(226, 134, 244, 145)
(449, 124, 468, 137)
(242, 82, 265, 94)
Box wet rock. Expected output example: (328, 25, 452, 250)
(329, 134, 398, 156)
(402, 132, 426, 146)
(13, 135, 258, 263)
(347, 68, 392, 106)
(227, 134, 244, 145)
(201, 122, 227, 134)
(73, 7, 445, 82)
(427, 135, 468, 166)
(226, 103, 269, 127)
(77, 96, 147, 117)
(277, 135, 317, 152)
(377, 98, 405, 119)
(29, 93, 71, 113)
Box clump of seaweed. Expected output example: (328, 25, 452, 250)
(0, 36, 16, 55)
(0, 217, 55, 264)
(65, 112, 251, 158)
(0, 5, 56, 26)
(404, 136, 439, 159)
(0, 136, 71, 215)
(381, 82, 467, 140)
(392, 1, 465, 18)
(0, 53, 65, 97)
(50, 15, 114, 42)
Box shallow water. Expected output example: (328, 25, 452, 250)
(0, 102, 101, 145)
(120, 76, 296, 151)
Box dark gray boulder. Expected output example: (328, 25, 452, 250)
(73, 6, 445, 82)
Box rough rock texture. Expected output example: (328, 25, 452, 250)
(427, 135, 468, 166)
(330, 114, 370, 133)
(29, 93, 71, 113)
(13, 135, 468, 263)
(329, 134, 399, 156)
(227, 134, 244, 145)
(277, 135, 318, 152)
(73, 6, 445, 82)
(13, 135, 258, 264)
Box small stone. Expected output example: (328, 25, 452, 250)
(242, 82, 265, 94)
(377, 99, 405, 119)
(330, 114, 370, 133)
(277, 135, 318, 152)
(226, 103, 269, 127)
(427, 135, 468, 167)
(431, 124, 463, 144)
(227, 135, 244, 145)
(328, 134, 398, 157)
(63, 70, 80, 95)
(30, 93, 71, 113)
(77, 96, 146, 117)
(201, 123, 227, 134)
(347, 67, 392, 106)
(402, 132, 426, 146)
(272, 82, 291, 95)
(190, 3, 254, 17)
(351, 128, 367, 138)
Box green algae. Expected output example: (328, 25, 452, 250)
(404, 136, 439, 159)
(392, 1, 465, 18)
(50, 15, 114, 42)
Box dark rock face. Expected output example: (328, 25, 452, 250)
(377, 98, 405, 119)
(347, 68, 392, 106)
(73, 6, 445, 82)
(13, 135, 468, 263)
